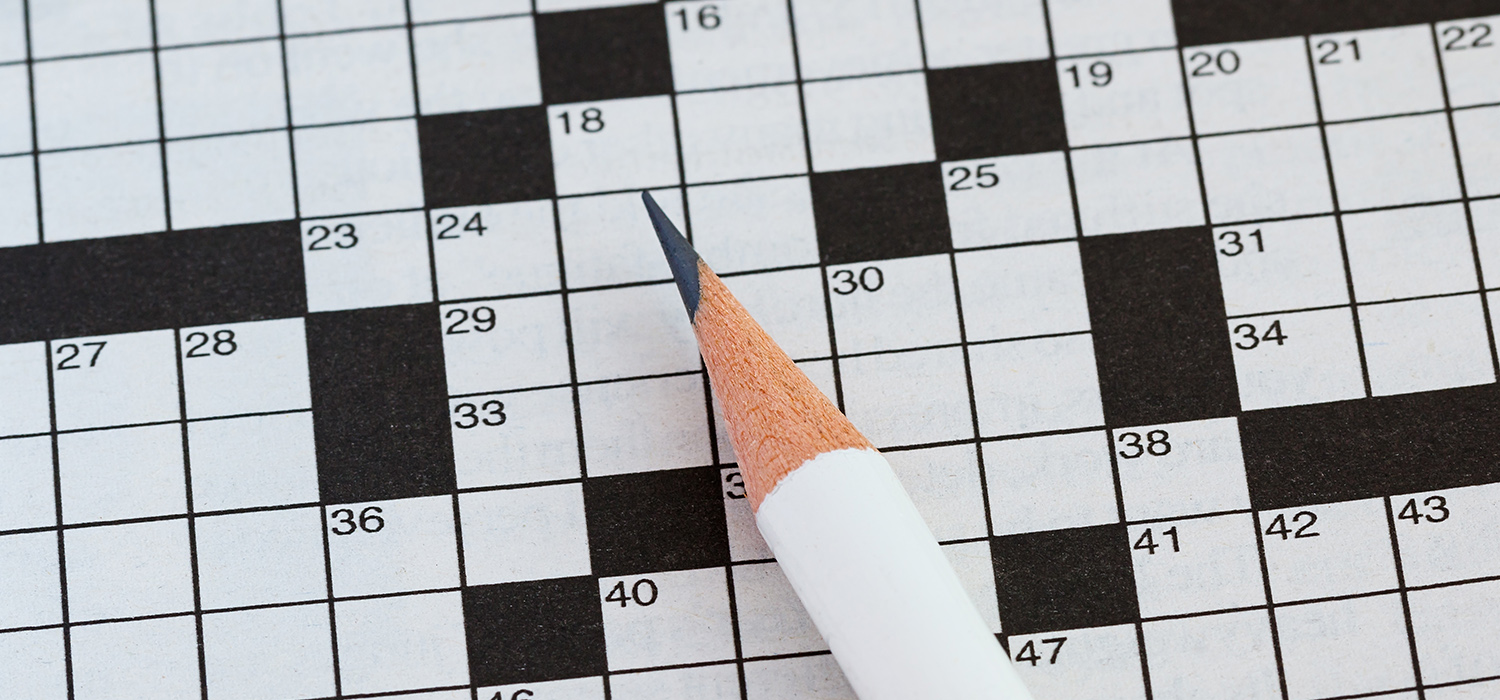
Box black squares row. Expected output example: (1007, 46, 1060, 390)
(1345, 204, 1478, 302)
(0, 630, 64, 698)
(1392, 481, 1500, 586)
(1199, 127, 1333, 224)
(840, 347, 973, 447)
(970, 334, 1105, 436)
(39, 144, 165, 242)
(664, 0, 797, 91)
(1072, 140, 1205, 236)
(158, 40, 285, 138)
(1456, 106, 1500, 198)
(0, 531, 60, 629)
(992, 524, 1138, 634)
(327, 496, 461, 597)
(64, 519, 194, 621)
(1058, 50, 1190, 147)
(1326, 114, 1461, 211)
(1046, 0, 1176, 56)
(0, 65, 31, 155)
(441, 295, 570, 395)
(1113, 417, 1249, 521)
(812, 163, 950, 265)
(1260, 498, 1397, 603)
(0, 436, 52, 531)
(1141, 611, 1280, 699)
(461, 483, 591, 585)
(0, 342, 47, 437)
(301, 211, 433, 313)
(743, 656, 855, 698)
(51, 328, 178, 430)
(579, 375, 712, 477)
(1229, 307, 1366, 410)
(535, 4, 672, 103)
(336, 592, 470, 694)
(569, 283, 701, 381)
(1130, 513, 1265, 617)
(585, 466, 729, 576)
(1216, 217, 1350, 317)
(789, 0, 924, 80)
(1009, 624, 1147, 700)
(181, 317, 311, 418)
(463, 577, 605, 686)
(678, 84, 808, 183)
(928, 60, 1067, 161)
(194, 507, 327, 610)
(561, 188, 681, 288)
(188, 412, 320, 511)
(32, 52, 157, 150)
(829, 254, 960, 353)
(804, 73, 935, 173)
(431, 200, 559, 300)
(419, 107, 554, 209)
(413, 16, 542, 116)
(1437, 16, 1500, 109)
(1277, 594, 1415, 700)
(1311, 25, 1445, 123)
(943, 153, 1076, 248)
(450, 389, 580, 489)
(548, 96, 680, 196)
(1409, 579, 1500, 685)
(918, 0, 1050, 69)
(985, 431, 1118, 536)
(25, 0, 152, 59)
(600, 567, 735, 670)
(295, 120, 425, 219)
(886, 445, 988, 542)
(688, 177, 820, 273)
(59, 424, 184, 523)
(1183, 37, 1318, 135)
(612, 664, 739, 699)
(0, 155, 33, 246)
(957, 242, 1091, 342)
(288, 29, 413, 125)
(1361, 294, 1494, 397)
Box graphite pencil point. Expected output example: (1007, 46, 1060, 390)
(642, 191, 701, 319)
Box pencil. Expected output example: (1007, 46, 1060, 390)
(642, 192, 1033, 699)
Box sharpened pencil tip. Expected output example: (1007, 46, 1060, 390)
(642, 191, 702, 319)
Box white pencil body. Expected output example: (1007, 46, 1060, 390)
(756, 448, 1033, 700)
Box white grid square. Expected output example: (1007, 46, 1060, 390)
(70, 617, 201, 700)
(1343, 204, 1478, 302)
(1229, 307, 1367, 410)
(40, 143, 166, 242)
(886, 444, 987, 541)
(731, 562, 825, 658)
(1408, 580, 1500, 684)
(1047, 0, 1176, 56)
(1311, 25, 1445, 122)
(1455, 105, 1500, 198)
(789, 0, 923, 80)
(943, 152, 1077, 248)
(612, 665, 740, 700)
(1216, 217, 1351, 317)
(1261, 498, 1399, 602)
(0, 629, 67, 700)
(560, 188, 681, 288)
(1393, 482, 1500, 587)
(1436, 16, 1500, 108)
(0, 342, 48, 437)
(327, 496, 461, 597)
(970, 334, 1105, 436)
(1184, 38, 1319, 134)
(957, 242, 1091, 342)
(665, 0, 798, 91)
(195, 507, 327, 609)
(1129, 513, 1266, 617)
(442, 296, 571, 394)
(839, 347, 973, 447)
(1325, 113, 1461, 210)
(1059, 50, 1191, 147)
(1359, 294, 1494, 397)
(301, 211, 434, 313)
(0, 437, 53, 531)
(829, 254, 960, 354)
(687, 176, 820, 273)
(188, 412, 320, 511)
(293, 120, 426, 218)
(1115, 417, 1249, 521)
(943, 540, 1000, 632)
(721, 268, 831, 361)
(0, 0, 20, 63)
(1477, 199, 1500, 289)
(431, 200, 560, 300)
(460, 483, 592, 585)
(65, 519, 194, 621)
(411, 0, 531, 22)
(1277, 596, 1413, 699)
(28, 0, 152, 59)
(0, 64, 30, 154)
(154, 0, 280, 45)
(984, 430, 1118, 535)
(537, 0, 654, 10)
(803, 73, 935, 172)
(1010, 625, 1147, 700)
(548, 96, 680, 196)
(334, 592, 471, 695)
(51, 329, 179, 431)
(1199, 127, 1334, 223)
(678, 84, 807, 183)
(413, 16, 542, 115)
(59, 424, 185, 523)
(180, 317, 311, 418)
(723, 466, 771, 562)
(569, 282, 701, 381)
(287, 29, 415, 126)
(202, 604, 336, 700)
(33, 53, 157, 150)
(158, 40, 286, 139)
(743, 655, 854, 699)
(918, 0, 1050, 69)
(1071, 139, 1204, 236)
(600, 567, 736, 670)
(1142, 611, 1280, 700)
(282, 0, 408, 34)
(578, 375, 711, 477)
(450, 388, 581, 489)
(478, 678, 603, 700)
(0, 155, 37, 247)
(0, 532, 60, 629)
(167, 132, 296, 230)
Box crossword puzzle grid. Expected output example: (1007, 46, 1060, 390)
(4, 0, 1500, 698)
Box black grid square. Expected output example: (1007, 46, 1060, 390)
(992, 524, 1138, 635)
(583, 466, 729, 576)
(811, 163, 951, 265)
(463, 576, 606, 685)
(535, 5, 673, 104)
(927, 60, 1066, 161)
(418, 107, 555, 208)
